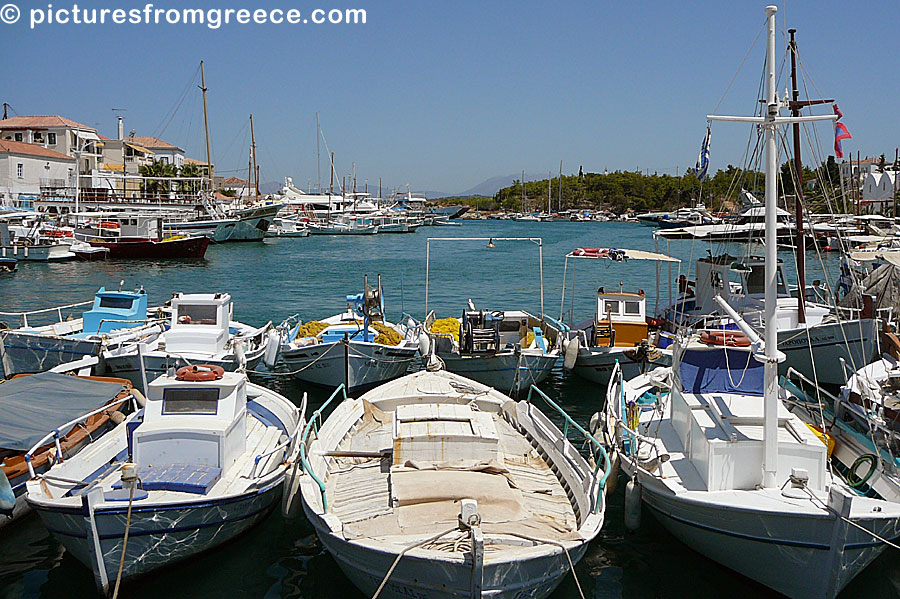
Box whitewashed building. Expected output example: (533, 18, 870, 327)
(862, 170, 898, 211)
(0, 140, 75, 208)
(222, 176, 251, 198)
(129, 136, 185, 169)
(0, 115, 102, 176)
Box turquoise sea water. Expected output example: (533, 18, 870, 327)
(0, 221, 897, 598)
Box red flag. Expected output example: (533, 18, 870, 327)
(834, 122, 852, 159)
(833, 104, 844, 120)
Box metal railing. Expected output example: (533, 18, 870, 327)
(299, 384, 348, 511)
(0, 300, 93, 328)
(525, 385, 611, 513)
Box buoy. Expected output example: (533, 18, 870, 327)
(281, 461, 303, 518)
(624, 479, 642, 531)
(563, 336, 579, 370)
(263, 329, 281, 368)
(417, 331, 431, 357)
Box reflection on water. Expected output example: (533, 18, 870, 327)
(0, 221, 892, 599)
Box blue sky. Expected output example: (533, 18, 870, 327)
(3, 1, 898, 194)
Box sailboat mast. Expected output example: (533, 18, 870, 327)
(200, 61, 212, 192)
(762, 4, 779, 489)
(250, 114, 259, 199)
(316, 112, 321, 192)
(789, 29, 806, 324)
(559, 161, 563, 212)
(521, 170, 525, 214)
(548, 171, 551, 214)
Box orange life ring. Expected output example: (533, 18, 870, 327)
(700, 330, 751, 347)
(176, 364, 225, 381)
(99, 221, 120, 229)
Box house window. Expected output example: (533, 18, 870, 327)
(14, 133, 22, 142)
(48, 132, 56, 145)
(33, 132, 44, 143)
(17, 163, 23, 178)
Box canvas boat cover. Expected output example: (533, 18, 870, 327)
(839, 263, 900, 314)
(679, 347, 764, 396)
(0, 372, 127, 452)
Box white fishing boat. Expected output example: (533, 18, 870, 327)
(307, 220, 378, 235)
(0, 287, 164, 377)
(102, 292, 272, 392)
(0, 370, 134, 528)
(265, 216, 310, 238)
(422, 237, 561, 395)
(604, 9, 900, 599)
(26, 364, 304, 594)
(277, 276, 419, 390)
(297, 370, 609, 599)
(558, 248, 679, 386)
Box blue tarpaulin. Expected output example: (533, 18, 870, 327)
(0, 372, 127, 452)
(679, 348, 764, 396)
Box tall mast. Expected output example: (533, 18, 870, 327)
(316, 112, 321, 192)
(200, 61, 212, 192)
(250, 114, 259, 199)
(521, 170, 525, 214)
(707, 5, 836, 488)
(548, 171, 552, 214)
(558, 161, 563, 212)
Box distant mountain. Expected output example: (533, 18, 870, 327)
(458, 173, 547, 197)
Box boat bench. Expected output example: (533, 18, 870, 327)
(112, 463, 222, 495)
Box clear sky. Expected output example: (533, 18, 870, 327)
(3, 0, 898, 194)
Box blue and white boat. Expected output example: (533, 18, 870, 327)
(0, 287, 164, 377)
(26, 365, 304, 594)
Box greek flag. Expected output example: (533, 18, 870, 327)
(696, 126, 711, 181)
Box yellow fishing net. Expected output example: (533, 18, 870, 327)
(296, 321, 329, 338)
(431, 318, 460, 342)
(372, 322, 402, 346)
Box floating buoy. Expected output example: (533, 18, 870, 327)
(263, 329, 281, 368)
(624, 479, 642, 531)
(563, 337, 579, 370)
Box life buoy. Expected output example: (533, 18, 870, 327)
(99, 221, 120, 229)
(176, 364, 225, 381)
(700, 330, 751, 347)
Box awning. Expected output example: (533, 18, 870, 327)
(74, 130, 100, 142)
(0, 372, 128, 452)
(124, 142, 154, 154)
(565, 248, 680, 262)
(849, 250, 900, 266)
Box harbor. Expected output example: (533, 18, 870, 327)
(4, 3, 900, 599)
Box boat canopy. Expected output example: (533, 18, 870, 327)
(678, 347, 764, 396)
(0, 372, 128, 451)
(566, 248, 680, 262)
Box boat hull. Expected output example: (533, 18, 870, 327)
(88, 236, 210, 259)
(31, 482, 282, 587)
(777, 318, 877, 387)
(572, 347, 672, 386)
(0, 244, 75, 261)
(438, 351, 557, 394)
(304, 502, 589, 599)
(281, 341, 416, 390)
(623, 460, 900, 599)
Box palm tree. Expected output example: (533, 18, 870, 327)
(139, 160, 178, 197)
(179, 162, 203, 196)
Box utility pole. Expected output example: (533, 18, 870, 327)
(1, 103, 8, 120)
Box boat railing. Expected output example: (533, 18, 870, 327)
(525, 384, 610, 514)
(25, 393, 139, 479)
(299, 384, 347, 511)
(248, 394, 306, 479)
(0, 300, 93, 328)
(606, 361, 669, 475)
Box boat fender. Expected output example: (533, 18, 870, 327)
(263, 329, 281, 368)
(589, 412, 601, 436)
(0, 470, 14, 517)
(109, 410, 126, 425)
(176, 364, 225, 381)
(234, 340, 247, 371)
(281, 461, 303, 519)
(563, 337, 579, 370)
(417, 331, 431, 357)
(624, 479, 641, 531)
(130, 388, 147, 408)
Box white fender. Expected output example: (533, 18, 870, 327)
(624, 479, 642, 531)
(234, 340, 247, 370)
(263, 329, 281, 368)
(417, 331, 431, 357)
(563, 336, 580, 370)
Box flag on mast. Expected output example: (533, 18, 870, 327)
(695, 126, 711, 181)
(833, 104, 851, 159)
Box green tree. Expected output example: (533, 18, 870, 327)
(139, 159, 178, 197)
(179, 162, 203, 195)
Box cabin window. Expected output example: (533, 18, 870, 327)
(14, 133, 22, 142)
(48, 133, 56, 145)
(499, 319, 523, 333)
(177, 304, 218, 325)
(624, 301, 641, 315)
(710, 271, 724, 289)
(604, 301, 620, 315)
(98, 296, 136, 310)
(162, 388, 219, 415)
(745, 268, 788, 295)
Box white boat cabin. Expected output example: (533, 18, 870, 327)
(131, 370, 247, 490)
(164, 293, 233, 357)
(669, 343, 827, 492)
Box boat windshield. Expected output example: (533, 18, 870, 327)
(176, 304, 218, 325)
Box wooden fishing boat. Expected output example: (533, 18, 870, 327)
(298, 370, 609, 599)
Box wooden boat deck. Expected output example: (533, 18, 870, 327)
(324, 407, 579, 548)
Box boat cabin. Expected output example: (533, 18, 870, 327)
(164, 293, 232, 357)
(78, 287, 148, 336)
(75, 213, 169, 241)
(592, 290, 648, 348)
(671, 343, 826, 492)
(132, 371, 247, 486)
(692, 254, 789, 315)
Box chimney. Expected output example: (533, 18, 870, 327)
(117, 116, 124, 140)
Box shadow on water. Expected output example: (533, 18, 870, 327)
(0, 222, 894, 598)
